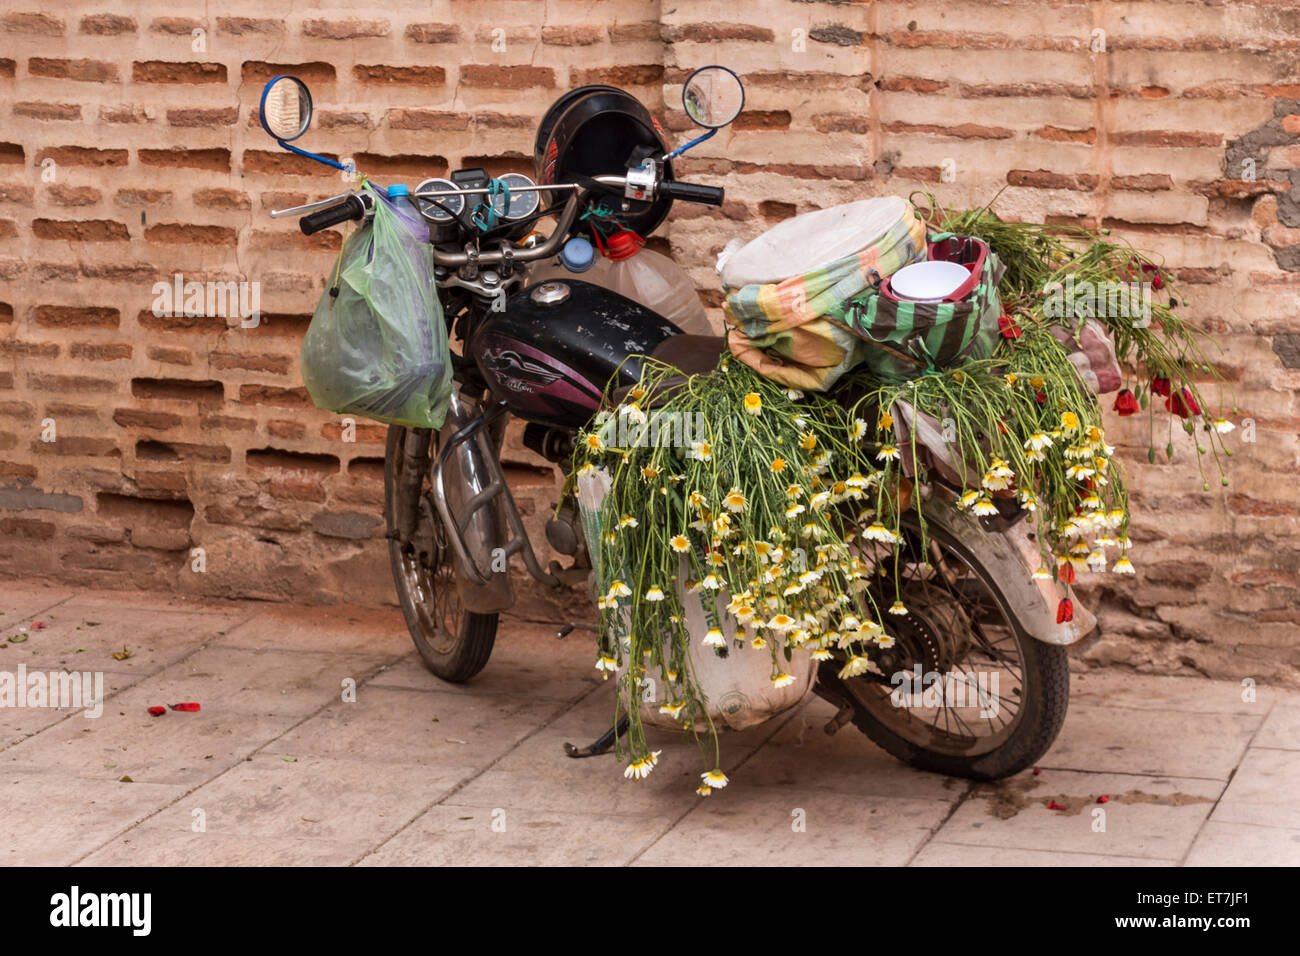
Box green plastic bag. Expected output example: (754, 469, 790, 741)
(300, 183, 453, 429)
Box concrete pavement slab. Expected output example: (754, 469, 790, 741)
(1069, 670, 1279, 715)
(932, 769, 1224, 861)
(360, 805, 678, 866)
(80, 828, 368, 867)
(1, 601, 251, 679)
(1184, 821, 1300, 866)
(1253, 704, 1300, 751)
(272, 682, 581, 767)
(0, 768, 184, 866)
(0, 585, 74, 626)
(1040, 703, 1259, 779)
(633, 785, 950, 866)
(909, 842, 1169, 866)
(1, 584, 1296, 866)
(1209, 746, 1300, 830)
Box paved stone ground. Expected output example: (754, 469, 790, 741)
(1, 583, 1296, 866)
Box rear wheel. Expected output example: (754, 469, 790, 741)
(822, 513, 1069, 780)
(384, 425, 498, 682)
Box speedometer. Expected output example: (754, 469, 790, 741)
(491, 173, 541, 222)
(414, 178, 464, 223)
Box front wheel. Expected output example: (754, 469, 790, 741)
(384, 425, 498, 682)
(822, 514, 1069, 780)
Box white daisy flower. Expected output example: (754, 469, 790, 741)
(701, 769, 729, 788)
(838, 655, 870, 678)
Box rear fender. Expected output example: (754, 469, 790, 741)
(921, 494, 1096, 646)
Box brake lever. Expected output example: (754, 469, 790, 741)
(269, 190, 357, 219)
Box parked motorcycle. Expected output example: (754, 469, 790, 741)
(256, 67, 1084, 781)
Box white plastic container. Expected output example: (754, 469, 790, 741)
(577, 468, 816, 732)
(529, 232, 714, 336)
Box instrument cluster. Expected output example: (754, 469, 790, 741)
(414, 171, 542, 224)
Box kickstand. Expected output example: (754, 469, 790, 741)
(563, 714, 630, 758)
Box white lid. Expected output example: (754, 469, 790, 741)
(888, 260, 970, 301)
(717, 196, 910, 288)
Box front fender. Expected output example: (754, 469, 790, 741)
(921, 494, 1096, 647)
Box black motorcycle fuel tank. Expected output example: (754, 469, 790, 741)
(470, 279, 680, 429)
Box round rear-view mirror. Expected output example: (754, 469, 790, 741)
(259, 75, 313, 142)
(682, 65, 745, 129)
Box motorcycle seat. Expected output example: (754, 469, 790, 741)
(608, 333, 725, 408)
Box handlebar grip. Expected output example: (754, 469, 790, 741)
(660, 181, 725, 206)
(300, 195, 366, 235)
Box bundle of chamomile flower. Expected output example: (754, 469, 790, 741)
(573, 356, 904, 795)
(840, 194, 1235, 625)
(844, 329, 1131, 628)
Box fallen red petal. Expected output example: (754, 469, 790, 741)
(1047, 800, 1067, 811)
(1033, 768, 1042, 776)
(170, 702, 201, 712)
(147, 706, 166, 717)
(1097, 795, 1110, 804)
(32, 621, 46, 630)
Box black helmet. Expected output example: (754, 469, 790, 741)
(534, 85, 675, 237)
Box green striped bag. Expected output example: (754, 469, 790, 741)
(825, 233, 1006, 383)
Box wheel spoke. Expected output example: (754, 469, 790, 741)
(841, 513, 1032, 758)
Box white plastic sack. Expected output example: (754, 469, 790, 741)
(717, 196, 914, 287)
(635, 561, 817, 732)
(577, 470, 816, 731)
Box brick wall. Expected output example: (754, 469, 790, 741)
(1, 1, 1296, 680)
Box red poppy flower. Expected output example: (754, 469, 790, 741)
(1165, 388, 1200, 419)
(1056, 597, 1074, 624)
(148, 706, 166, 717)
(1139, 263, 1164, 290)
(998, 315, 1023, 339)
(1035, 390, 1047, 405)
(1058, 562, 1075, 585)
(1113, 389, 1139, 416)
(1150, 377, 1172, 398)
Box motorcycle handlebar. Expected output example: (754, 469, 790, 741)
(659, 181, 724, 206)
(300, 194, 367, 235)
(289, 173, 722, 265)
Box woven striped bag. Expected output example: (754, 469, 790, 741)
(723, 201, 928, 391)
(824, 233, 1007, 384)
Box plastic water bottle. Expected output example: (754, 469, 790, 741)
(384, 183, 429, 242)
(597, 230, 712, 335)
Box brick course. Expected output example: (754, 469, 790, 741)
(0, 0, 1296, 679)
